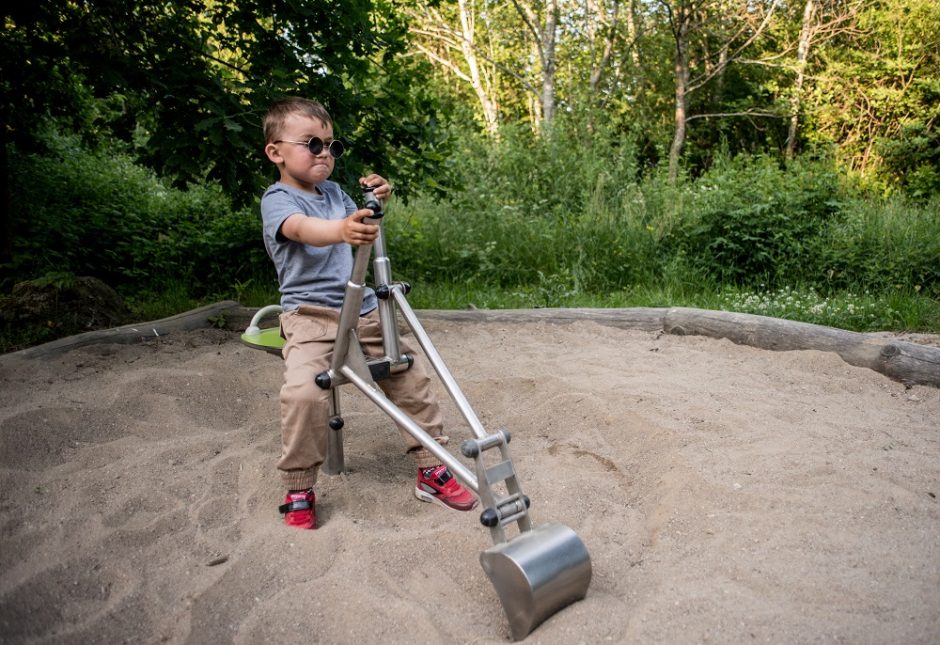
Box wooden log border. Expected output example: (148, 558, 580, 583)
(3, 301, 938, 389)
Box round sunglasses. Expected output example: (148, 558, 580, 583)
(274, 136, 345, 159)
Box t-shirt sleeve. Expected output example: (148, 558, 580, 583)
(342, 189, 357, 216)
(260, 188, 303, 244)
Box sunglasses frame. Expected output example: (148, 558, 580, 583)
(274, 136, 345, 159)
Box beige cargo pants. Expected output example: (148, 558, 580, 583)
(277, 305, 446, 490)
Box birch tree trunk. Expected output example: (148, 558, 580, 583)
(588, 0, 621, 93)
(786, 0, 815, 160)
(511, 0, 559, 129)
(668, 3, 692, 183)
(406, 1, 500, 135)
(458, 0, 499, 134)
(541, 0, 558, 126)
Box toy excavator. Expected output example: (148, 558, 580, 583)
(242, 186, 592, 640)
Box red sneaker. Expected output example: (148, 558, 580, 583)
(415, 465, 478, 511)
(279, 489, 316, 529)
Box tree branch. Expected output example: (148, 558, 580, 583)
(688, 0, 779, 93)
(685, 110, 785, 121)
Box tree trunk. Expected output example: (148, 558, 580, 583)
(661, 307, 940, 388)
(589, 0, 621, 94)
(626, 0, 641, 69)
(713, 45, 729, 99)
(458, 0, 499, 134)
(786, 0, 815, 160)
(510, 0, 558, 131)
(9, 304, 939, 389)
(418, 307, 940, 388)
(540, 0, 559, 127)
(668, 9, 691, 183)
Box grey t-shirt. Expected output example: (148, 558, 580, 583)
(260, 181, 377, 313)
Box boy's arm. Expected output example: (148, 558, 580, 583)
(280, 174, 390, 246)
(280, 209, 379, 247)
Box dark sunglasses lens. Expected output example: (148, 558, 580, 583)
(306, 137, 325, 155)
(306, 137, 344, 158)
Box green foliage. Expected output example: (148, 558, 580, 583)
(878, 121, 940, 198)
(1, 1, 452, 207)
(384, 119, 667, 296)
(448, 117, 643, 220)
(6, 123, 271, 296)
(670, 154, 844, 285)
(386, 127, 938, 331)
(717, 286, 904, 331)
(808, 0, 940, 196)
(812, 195, 940, 297)
(4, 114, 939, 357)
(121, 281, 203, 325)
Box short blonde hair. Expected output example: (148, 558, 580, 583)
(263, 97, 333, 143)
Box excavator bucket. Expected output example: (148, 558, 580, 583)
(480, 522, 592, 641)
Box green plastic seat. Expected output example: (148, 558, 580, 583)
(240, 305, 285, 355)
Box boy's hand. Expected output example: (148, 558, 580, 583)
(342, 209, 380, 246)
(360, 174, 391, 201)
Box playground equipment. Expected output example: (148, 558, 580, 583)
(242, 187, 591, 640)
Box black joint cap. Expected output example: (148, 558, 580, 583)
(361, 188, 384, 219)
(329, 416, 344, 430)
(523, 495, 531, 509)
(376, 284, 390, 300)
(402, 282, 412, 295)
(461, 440, 479, 458)
(480, 508, 499, 527)
(314, 372, 332, 389)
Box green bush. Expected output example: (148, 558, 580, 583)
(812, 195, 940, 297)
(878, 121, 940, 199)
(6, 124, 272, 296)
(669, 154, 844, 285)
(384, 117, 668, 294)
(446, 118, 642, 222)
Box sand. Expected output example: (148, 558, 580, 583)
(0, 317, 938, 644)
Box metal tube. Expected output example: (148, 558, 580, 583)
(330, 241, 372, 373)
(392, 291, 489, 440)
(339, 365, 479, 493)
(371, 227, 403, 363)
(372, 239, 402, 362)
(323, 388, 344, 475)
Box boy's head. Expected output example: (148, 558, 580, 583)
(263, 97, 333, 144)
(263, 97, 339, 191)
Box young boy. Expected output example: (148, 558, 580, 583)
(260, 97, 477, 529)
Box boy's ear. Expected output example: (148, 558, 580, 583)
(264, 142, 283, 164)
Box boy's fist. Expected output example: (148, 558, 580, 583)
(342, 209, 379, 246)
(360, 174, 391, 201)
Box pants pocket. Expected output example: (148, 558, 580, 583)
(280, 310, 329, 344)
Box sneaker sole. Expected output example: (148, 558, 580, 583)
(414, 486, 479, 511)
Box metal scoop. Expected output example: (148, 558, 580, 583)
(481, 523, 592, 640)
(462, 431, 592, 640)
